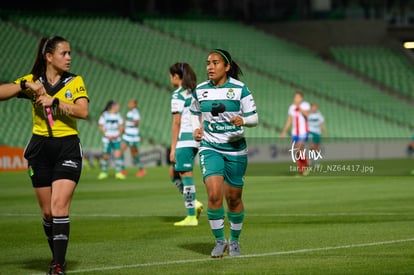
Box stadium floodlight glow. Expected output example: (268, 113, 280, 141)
(403, 42, 414, 49)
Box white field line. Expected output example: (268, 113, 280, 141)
(2, 212, 413, 218)
(28, 237, 414, 274)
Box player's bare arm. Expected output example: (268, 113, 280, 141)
(0, 81, 46, 100)
(191, 113, 203, 141)
(170, 113, 181, 162)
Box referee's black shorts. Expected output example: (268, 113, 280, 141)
(24, 134, 83, 188)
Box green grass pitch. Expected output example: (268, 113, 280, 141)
(1, 159, 413, 274)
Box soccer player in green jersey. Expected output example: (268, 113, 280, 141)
(190, 49, 258, 257)
(169, 62, 204, 226)
(308, 102, 327, 167)
(120, 98, 146, 177)
(408, 134, 414, 175)
(97, 100, 125, 180)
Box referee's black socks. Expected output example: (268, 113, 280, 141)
(42, 218, 54, 256)
(53, 216, 70, 266)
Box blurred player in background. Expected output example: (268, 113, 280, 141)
(308, 102, 327, 167)
(169, 62, 204, 226)
(407, 134, 414, 157)
(408, 133, 414, 175)
(281, 91, 310, 175)
(120, 98, 146, 177)
(191, 49, 258, 257)
(0, 36, 89, 275)
(98, 100, 125, 180)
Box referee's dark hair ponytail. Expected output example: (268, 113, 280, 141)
(31, 36, 68, 81)
(211, 49, 243, 80)
(169, 62, 197, 92)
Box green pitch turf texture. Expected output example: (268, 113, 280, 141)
(1, 159, 413, 274)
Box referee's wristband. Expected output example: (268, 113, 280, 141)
(52, 98, 60, 108)
(20, 80, 27, 90)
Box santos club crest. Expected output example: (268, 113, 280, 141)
(226, 88, 235, 99)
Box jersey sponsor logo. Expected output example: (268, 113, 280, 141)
(65, 90, 73, 100)
(202, 91, 208, 98)
(226, 88, 235, 99)
(211, 103, 226, 116)
(208, 122, 237, 132)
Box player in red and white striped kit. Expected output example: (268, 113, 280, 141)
(281, 91, 310, 175)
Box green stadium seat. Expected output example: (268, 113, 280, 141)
(330, 46, 414, 99)
(0, 16, 412, 150)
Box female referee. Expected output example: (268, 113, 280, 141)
(0, 36, 89, 275)
(190, 49, 258, 257)
(169, 62, 203, 226)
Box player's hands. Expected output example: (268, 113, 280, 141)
(280, 131, 286, 138)
(169, 149, 176, 163)
(193, 128, 203, 142)
(105, 136, 116, 141)
(35, 95, 53, 107)
(230, 116, 243, 127)
(26, 82, 47, 97)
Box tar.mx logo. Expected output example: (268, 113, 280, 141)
(289, 141, 323, 163)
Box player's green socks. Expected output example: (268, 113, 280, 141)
(208, 207, 225, 241)
(134, 156, 143, 170)
(228, 210, 245, 241)
(182, 176, 196, 216)
(120, 154, 126, 171)
(100, 158, 108, 173)
(115, 156, 124, 173)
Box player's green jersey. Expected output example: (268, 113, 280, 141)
(122, 108, 140, 142)
(190, 77, 257, 154)
(98, 111, 123, 143)
(308, 111, 324, 135)
(171, 86, 199, 149)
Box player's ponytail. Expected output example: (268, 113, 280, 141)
(31, 36, 68, 81)
(211, 49, 243, 80)
(169, 62, 197, 92)
(101, 100, 115, 114)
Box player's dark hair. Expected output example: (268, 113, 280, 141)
(295, 91, 304, 98)
(101, 100, 116, 114)
(30, 36, 68, 81)
(211, 49, 243, 80)
(169, 62, 197, 92)
(129, 98, 137, 107)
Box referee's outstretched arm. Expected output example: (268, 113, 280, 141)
(0, 82, 24, 100)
